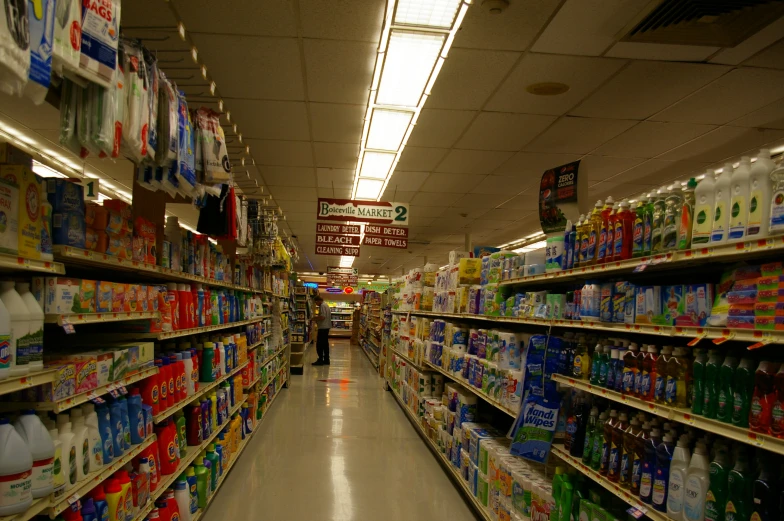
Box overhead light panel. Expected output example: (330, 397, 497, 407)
(355, 178, 385, 200)
(366, 109, 413, 151)
(394, 0, 462, 28)
(359, 151, 396, 179)
(375, 31, 444, 107)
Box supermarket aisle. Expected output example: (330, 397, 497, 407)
(202, 339, 479, 521)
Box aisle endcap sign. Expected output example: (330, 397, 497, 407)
(315, 245, 360, 256)
(317, 198, 409, 225)
(316, 223, 361, 235)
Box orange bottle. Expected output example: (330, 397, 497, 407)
(608, 411, 629, 483)
(640, 345, 659, 402)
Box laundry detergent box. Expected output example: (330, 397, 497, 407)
(634, 286, 661, 324)
(45, 353, 97, 394)
(676, 284, 713, 327)
(1, 165, 42, 259)
(73, 279, 96, 313)
(34, 362, 76, 401)
(46, 179, 84, 214)
(79, 351, 114, 387)
(651, 285, 683, 325)
(103, 347, 130, 381)
(112, 282, 127, 312)
(52, 211, 86, 248)
(44, 277, 80, 314)
(95, 281, 113, 312)
(0, 179, 19, 255)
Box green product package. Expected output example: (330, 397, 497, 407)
(579, 499, 594, 521)
(476, 472, 489, 507)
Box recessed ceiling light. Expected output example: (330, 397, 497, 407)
(526, 82, 569, 96)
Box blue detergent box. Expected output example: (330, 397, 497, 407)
(52, 211, 86, 248)
(46, 179, 85, 214)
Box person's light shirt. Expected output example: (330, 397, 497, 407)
(316, 302, 331, 329)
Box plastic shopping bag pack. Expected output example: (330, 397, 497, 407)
(195, 108, 232, 185)
(156, 73, 178, 168)
(175, 93, 196, 196)
(0, 0, 30, 96)
(59, 79, 87, 157)
(509, 392, 561, 464)
(52, 0, 80, 76)
(77, 0, 120, 89)
(120, 39, 148, 163)
(144, 48, 159, 163)
(25, 0, 55, 104)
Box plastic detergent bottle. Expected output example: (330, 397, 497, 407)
(581, 407, 599, 465)
(590, 411, 608, 471)
(583, 202, 601, 265)
(652, 433, 675, 512)
(572, 336, 590, 381)
(599, 410, 617, 476)
(48, 426, 64, 497)
(607, 348, 620, 390)
(0, 281, 31, 376)
(633, 200, 646, 257)
(631, 421, 651, 496)
(667, 434, 692, 520)
(663, 187, 683, 251)
(731, 358, 756, 428)
(704, 350, 724, 419)
(642, 192, 655, 254)
(614, 200, 634, 261)
(692, 349, 708, 415)
(620, 417, 641, 488)
(622, 344, 639, 396)
(16, 283, 43, 372)
(640, 427, 662, 504)
(165, 217, 182, 272)
(728, 157, 752, 242)
(684, 442, 710, 521)
(712, 163, 733, 243)
(13, 410, 54, 498)
(640, 345, 659, 402)
(679, 178, 697, 250)
(90, 484, 110, 521)
(70, 413, 89, 481)
(654, 346, 672, 404)
(705, 442, 731, 521)
(0, 417, 33, 515)
(105, 478, 124, 521)
(749, 361, 778, 434)
(768, 161, 784, 235)
(651, 188, 667, 253)
(751, 457, 778, 521)
(58, 422, 77, 490)
(590, 342, 603, 385)
(717, 355, 739, 423)
(725, 448, 752, 521)
(606, 203, 620, 262)
(174, 479, 192, 521)
(693, 172, 716, 245)
(769, 365, 784, 437)
(746, 149, 775, 239)
(608, 412, 628, 483)
(598, 196, 614, 263)
(115, 470, 132, 521)
(667, 347, 691, 408)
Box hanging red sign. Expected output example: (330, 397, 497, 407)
(315, 245, 360, 256)
(362, 236, 408, 249)
(316, 223, 361, 235)
(363, 224, 409, 238)
(317, 198, 409, 225)
(316, 233, 361, 246)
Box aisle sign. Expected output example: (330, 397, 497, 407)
(327, 267, 358, 275)
(362, 236, 408, 249)
(364, 224, 409, 238)
(328, 275, 358, 286)
(538, 160, 581, 234)
(317, 198, 409, 225)
(316, 233, 361, 246)
(317, 223, 361, 235)
(315, 245, 360, 256)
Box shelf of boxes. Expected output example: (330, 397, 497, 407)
(390, 349, 425, 371)
(45, 311, 159, 326)
(423, 361, 518, 418)
(0, 369, 58, 398)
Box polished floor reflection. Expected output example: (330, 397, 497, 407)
(201, 339, 479, 521)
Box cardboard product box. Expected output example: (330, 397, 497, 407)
(104, 347, 129, 381)
(92, 352, 114, 387)
(107, 231, 132, 259)
(31, 277, 45, 309)
(458, 258, 482, 285)
(126, 284, 138, 312)
(0, 178, 19, 255)
(71, 355, 98, 393)
(132, 342, 154, 366)
(72, 279, 96, 313)
(52, 211, 86, 248)
(37, 362, 76, 401)
(46, 179, 85, 214)
(634, 286, 662, 324)
(652, 285, 683, 325)
(95, 281, 113, 313)
(0, 165, 41, 259)
(676, 284, 713, 327)
(85, 203, 108, 230)
(112, 283, 127, 313)
(45, 277, 80, 314)
(0, 143, 32, 166)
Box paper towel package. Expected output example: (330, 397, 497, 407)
(449, 250, 471, 264)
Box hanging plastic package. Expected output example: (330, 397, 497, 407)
(77, 0, 120, 89)
(107, 51, 124, 158)
(59, 79, 84, 156)
(91, 75, 118, 157)
(76, 83, 94, 155)
(24, 0, 55, 104)
(156, 73, 178, 169)
(192, 110, 203, 180)
(175, 93, 196, 196)
(509, 391, 561, 463)
(53, 0, 80, 76)
(0, 0, 30, 96)
(161, 90, 186, 197)
(121, 39, 148, 163)
(196, 108, 231, 185)
(144, 49, 159, 163)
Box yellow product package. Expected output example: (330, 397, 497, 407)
(0, 165, 41, 259)
(458, 258, 482, 285)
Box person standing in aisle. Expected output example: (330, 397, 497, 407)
(312, 296, 331, 366)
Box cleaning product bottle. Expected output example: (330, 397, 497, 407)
(128, 389, 145, 445)
(679, 178, 697, 250)
(653, 433, 675, 512)
(732, 358, 757, 428)
(633, 200, 646, 257)
(717, 355, 739, 424)
(642, 192, 655, 255)
(0, 281, 31, 376)
(13, 410, 54, 498)
(640, 427, 663, 504)
(607, 348, 619, 390)
(652, 188, 667, 253)
(641, 345, 659, 402)
(590, 411, 608, 471)
(692, 349, 708, 415)
(769, 160, 784, 235)
(705, 442, 731, 521)
(63, 505, 83, 521)
(58, 422, 77, 490)
(81, 404, 104, 472)
(614, 200, 634, 261)
(49, 425, 64, 497)
(693, 172, 716, 245)
(70, 410, 89, 481)
(116, 397, 131, 451)
(104, 478, 124, 521)
(204, 444, 220, 490)
(631, 420, 650, 496)
(581, 407, 599, 465)
(622, 343, 639, 396)
(749, 361, 779, 434)
(572, 336, 590, 381)
(705, 350, 723, 419)
(173, 479, 191, 521)
(655, 346, 673, 404)
(90, 484, 110, 521)
(185, 468, 198, 514)
(746, 149, 775, 239)
(769, 364, 784, 437)
(590, 341, 603, 385)
(81, 498, 97, 521)
(115, 470, 132, 521)
(201, 343, 215, 382)
(607, 203, 620, 262)
(620, 417, 641, 489)
(663, 187, 683, 251)
(16, 283, 43, 372)
(608, 412, 628, 483)
(193, 461, 209, 508)
(729, 157, 752, 242)
(584, 201, 602, 265)
(750, 456, 779, 521)
(667, 434, 692, 520)
(712, 163, 733, 243)
(600, 410, 618, 476)
(667, 347, 691, 408)
(95, 403, 114, 464)
(598, 197, 614, 264)
(684, 442, 710, 521)
(725, 447, 752, 521)
(0, 417, 33, 515)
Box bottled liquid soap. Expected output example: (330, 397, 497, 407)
(749, 361, 779, 434)
(712, 164, 733, 244)
(640, 427, 662, 504)
(653, 433, 675, 512)
(747, 149, 775, 239)
(705, 442, 731, 521)
(728, 157, 752, 242)
(641, 345, 659, 402)
(598, 196, 614, 263)
(581, 407, 599, 465)
(667, 434, 692, 521)
(705, 350, 723, 419)
(16, 283, 43, 372)
(769, 365, 784, 437)
(684, 442, 710, 521)
(608, 412, 628, 483)
(663, 187, 683, 251)
(654, 346, 672, 404)
(13, 410, 54, 498)
(614, 200, 634, 261)
(679, 178, 697, 250)
(633, 200, 646, 257)
(621, 417, 641, 489)
(591, 411, 608, 471)
(769, 160, 784, 235)
(0, 417, 33, 515)
(600, 410, 617, 476)
(572, 336, 590, 381)
(693, 172, 716, 245)
(717, 355, 739, 424)
(725, 448, 752, 521)
(652, 189, 667, 253)
(58, 422, 77, 490)
(732, 358, 756, 428)
(631, 421, 650, 495)
(692, 349, 708, 415)
(0, 281, 31, 376)
(622, 343, 639, 396)
(667, 347, 691, 408)
(751, 457, 779, 521)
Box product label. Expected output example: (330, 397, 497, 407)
(654, 375, 665, 401)
(622, 368, 634, 393)
(632, 457, 642, 488)
(598, 228, 607, 261)
(665, 377, 677, 404)
(663, 210, 678, 249)
(770, 190, 784, 231)
(729, 196, 746, 239)
(747, 189, 763, 236)
(0, 469, 32, 507)
(705, 490, 719, 521)
(667, 470, 685, 513)
(68, 446, 77, 485)
(587, 230, 597, 261)
(693, 203, 712, 244)
(609, 443, 620, 476)
(652, 473, 667, 506)
(80, 0, 119, 84)
(726, 500, 739, 521)
(613, 221, 623, 257)
(633, 219, 643, 253)
(0, 334, 9, 369)
(573, 355, 584, 378)
(643, 212, 652, 252)
(31, 458, 53, 489)
(772, 400, 784, 432)
(712, 201, 727, 242)
(640, 470, 652, 497)
(634, 371, 643, 396)
(82, 439, 89, 475)
(684, 476, 704, 521)
(717, 390, 730, 417)
(652, 213, 663, 252)
(621, 452, 630, 483)
(640, 371, 652, 397)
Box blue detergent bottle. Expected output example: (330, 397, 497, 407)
(108, 400, 125, 457)
(652, 433, 675, 512)
(640, 427, 662, 504)
(95, 403, 114, 464)
(116, 397, 131, 451)
(127, 390, 145, 445)
(80, 498, 97, 521)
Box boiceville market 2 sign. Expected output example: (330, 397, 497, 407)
(317, 198, 409, 225)
(315, 199, 410, 256)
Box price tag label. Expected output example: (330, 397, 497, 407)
(747, 336, 775, 350)
(633, 264, 647, 273)
(118, 385, 128, 395)
(687, 333, 707, 347)
(89, 396, 105, 405)
(681, 413, 696, 426)
(67, 492, 81, 505)
(747, 432, 765, 447)
(63, 323, 75, 334)
(627, 507, 647, 519)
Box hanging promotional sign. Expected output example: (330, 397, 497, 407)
(362, 236, 408, 249)
(317, 198, 409, 225)
(538, 160, 582, 234)
(315, 245, 360, 256)
(316, 233, 361, 246)
(316, 223, 361, 235)
(327, 275, 358, 286)
(363, 224, 409, 238)
(327, 267, 358, 275)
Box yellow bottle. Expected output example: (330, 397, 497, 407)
(105, 478, 124, 521)
(666, 347, 691, 408)
(586, 200, 604, 265)
(575, 215, 587, 267)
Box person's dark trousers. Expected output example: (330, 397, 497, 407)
(316, 328, 330, 363)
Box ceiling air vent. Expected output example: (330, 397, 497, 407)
(620, 0, 784, 48)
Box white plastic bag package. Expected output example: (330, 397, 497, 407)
(156, 72, 178, 168)
(0, 0, 30, 96)
(24, 0, 55, 104)
(196, 108, 231, 185)
(120, 39, 148, 163)
(175, 93, 196, 196)
(77, 0, 120, 89)
(76, 84, 94, 154)
(144, 49, 159, 162)
(90, 81, 116, 156)
(193, 110, 203, 179)
(53, 0, 80, 76)
(59, 79, 84, 156)
(100, 57, 123, 158)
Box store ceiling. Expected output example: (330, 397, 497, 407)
(1, 0, 783, 276)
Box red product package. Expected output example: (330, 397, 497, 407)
(137, 443, 160, 491)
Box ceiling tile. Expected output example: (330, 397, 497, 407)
(494, 151, 583, 176)
(191, 35, 304, 100)
(412, 206, 448, 218)
(316, 168, 354, 189)
(396, 147, 449, 171)
(427, 49, 520, 110)
(711, 19, 784, 66)
(435, 150, 514, 175)
(498, 193, 538, 209)
(385, 171, 428, 193)
(407, 109, 476, 148)
(381, 189, 416, 203)
(469, 175, 530, 195)
(657, 127, 784, 163)
(299, 0, 384, 41)
(579, 155, 647, 183)
(743, 37, 784, 69)
(410, 192, 464, 207)
(317, 186, 351, 199)
(273, 199, 317, 212)
(257, 166, 315, 187)
(730, 99, 784, 129)
(455, 112, 556, 151)
(604, 42, 719, 62)
(440, 206, 491, 221)
(283, 211, 318, 223)
(228, 100, 309, 141)
(522, 117, 637, 154)
(651, 68, 784, 125)
(532, 0, 651, 56)
(451, 193, 513, 210)
(486, 54, 627, 116)
(571, 62, 730, 120)
(593, 121, 717, 159)
(172, 0, 297, 36)
(454, 0, 561, 51)
(602, 159, 711, 188)
(304, 39, 376, 104)
(246, 139, 313, 167)
(123, 0, 179, 26)
(310, 103, 365, 144)
(419, 173, 485, 193)
(474, 208, 518, 222)
(313, 142, 359, 169)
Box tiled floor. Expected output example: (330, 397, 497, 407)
(202, 339, 479, 521)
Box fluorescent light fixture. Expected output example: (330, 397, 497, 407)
(32, 160, 68, 179)
(339, 256, 354, 267)
(376, 31, 444, 107)
(355, 178, 384, 200)
(359, 151, 396, 179)
(366, 109, 413, 151)
(394, 0, 462, 27)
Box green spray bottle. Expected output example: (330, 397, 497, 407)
(678, 178, 697, 250)
(552, 468, 574, 521)
(633, 200, 646, 257)
(731, 358, 757, 428)
(591, 411, 609, 471)
(725, 447, 753, 521)
(718, 355, 739, 423)
(582, 407, 599, 465)
(193, 461, 210, 508)
(643, 192, 655, 255)
(705, 442, 731, 521)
